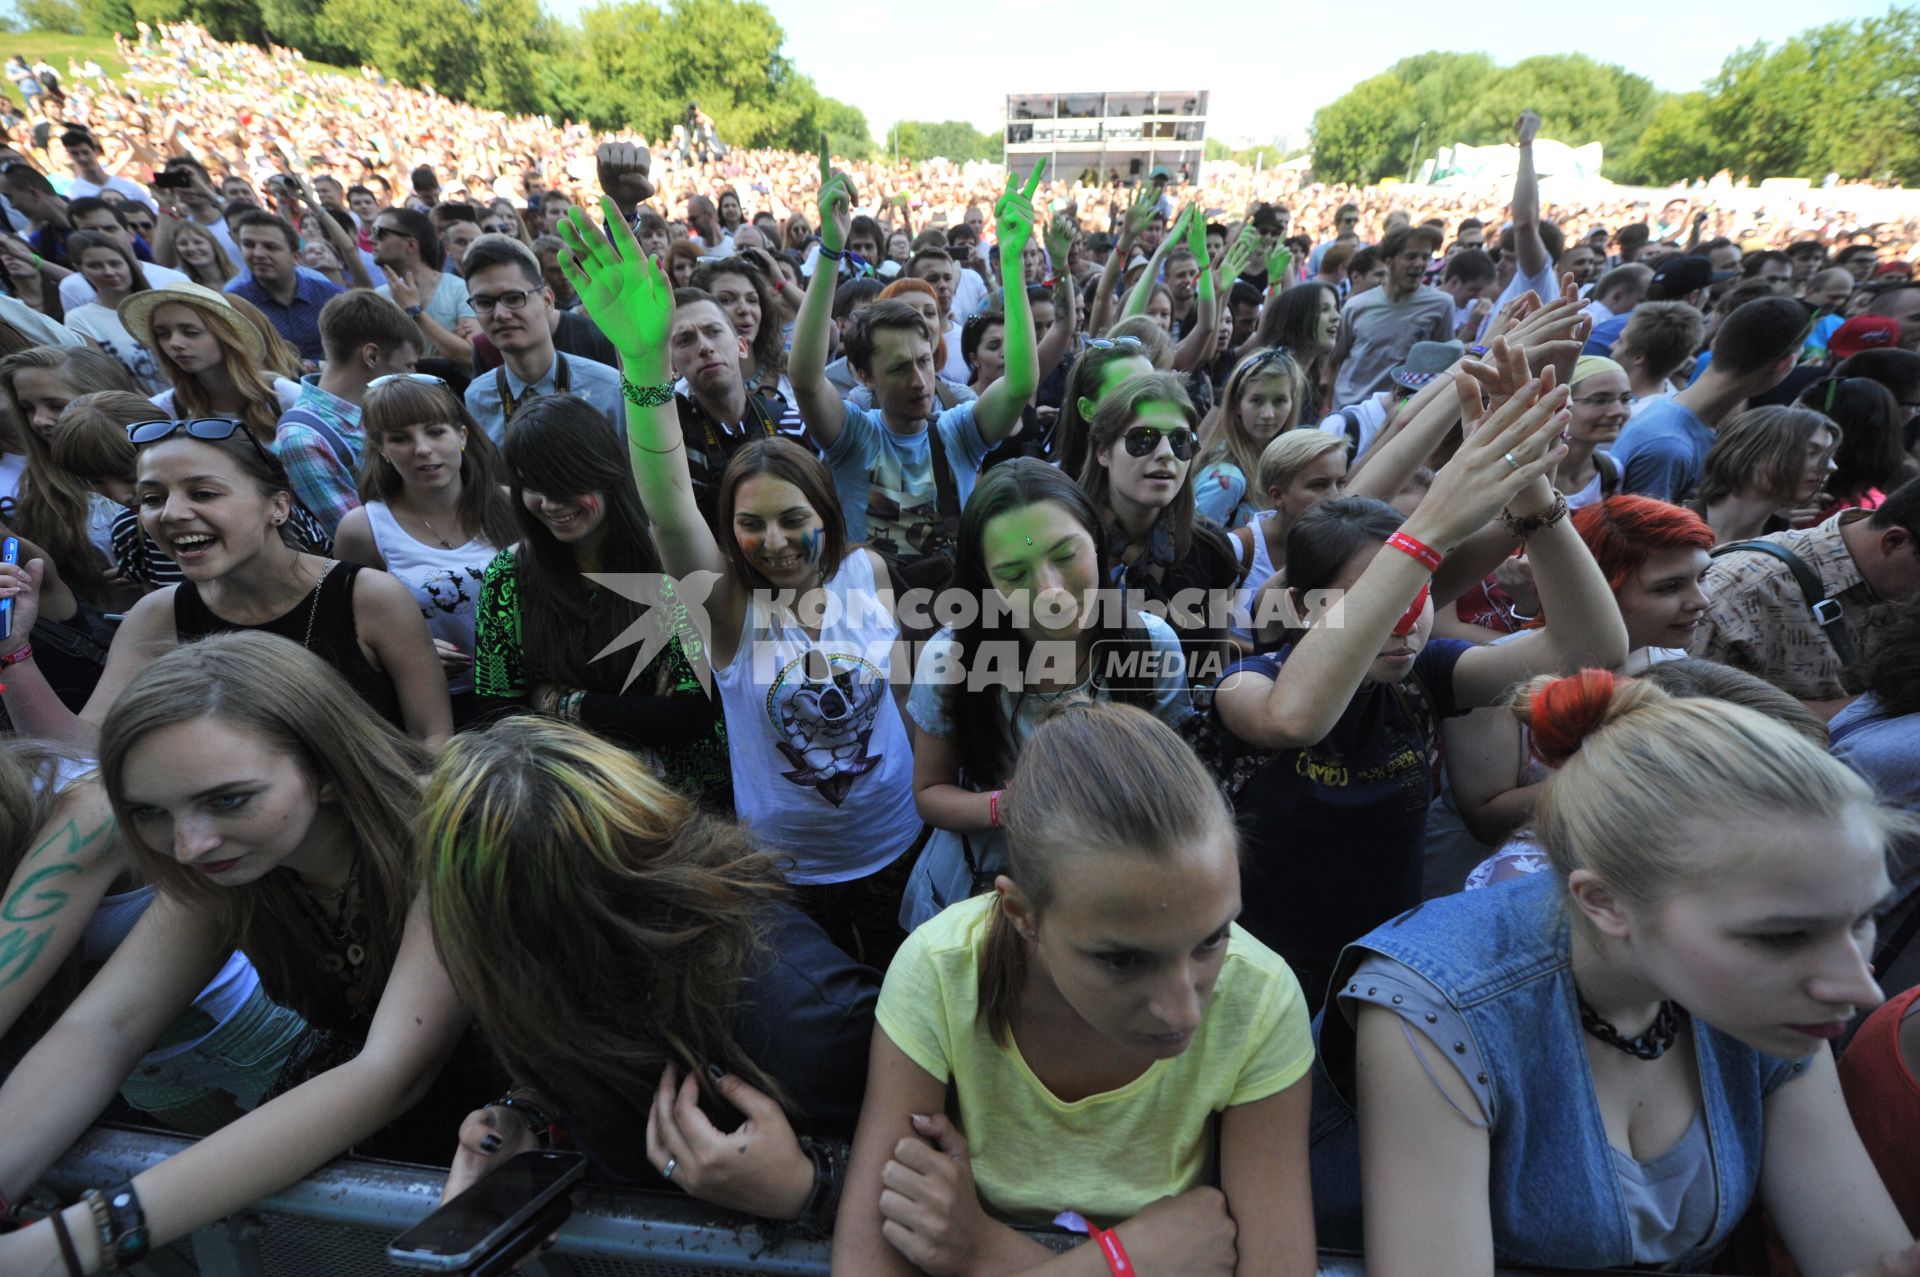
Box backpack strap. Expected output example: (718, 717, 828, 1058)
(1338, 407, 1365, 458)
(279, 406, 359, 472)
(1593, 449, 1620, 495)
(1709, 539, 1856, 668)
(925, 417, 962, 552)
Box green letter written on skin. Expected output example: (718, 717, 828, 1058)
(0, 815, 115, 991)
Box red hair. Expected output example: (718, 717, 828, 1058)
(878, 277, 948, 368)
(1571, 496, 1715, 596)
(1527, 669, 1621, 767)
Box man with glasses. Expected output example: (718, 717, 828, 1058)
(374, 206, 476, 364)
(458, 234, 622, 444)
(276, 290, 422, 534)
(1308, 203, 1365, 275)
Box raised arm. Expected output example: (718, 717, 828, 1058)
(1122, 204, 1186, 321)
(974, 162, 1045, 444)
(1172, 211, 1219, 374)
(1087, 186, 1153, 337)
(788, 135, 854, 450)
(556, 200, 728, 584)
(1035, 227, 1079, 381)
(1507, 111, 1548, 281)
(1216, 375, 1571, 751)
(296, 175, 371, 290)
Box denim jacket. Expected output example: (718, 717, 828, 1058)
(1308, 871, 1807, 1270)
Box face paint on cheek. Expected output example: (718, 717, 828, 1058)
(578, 495, 601, 517)
(1392, 581, 1431, 638)
(737, 532, 764, 558)
(799, 526, 822, 563)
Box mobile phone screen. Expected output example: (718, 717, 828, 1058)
(389, 1151, 584, 1270)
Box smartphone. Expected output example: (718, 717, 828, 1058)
(388, 1150, 586, 1272)
(154, 168, 191, 190)
(0, 537, 16, 642)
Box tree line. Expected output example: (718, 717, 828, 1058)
(1309, 10, 1920, 187)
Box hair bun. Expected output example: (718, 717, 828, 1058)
(1523, 669, 1622, 767)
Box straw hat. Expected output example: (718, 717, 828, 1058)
(118, 281, 268, 367)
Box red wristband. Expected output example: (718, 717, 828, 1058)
(1090, 1226, 1135, 1275)
(987, 789, 1003, 829)
(1384, 531, 1443, 573)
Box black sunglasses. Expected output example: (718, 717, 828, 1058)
(127, 417, 276, 469)
(1121, 425, 1197, 460)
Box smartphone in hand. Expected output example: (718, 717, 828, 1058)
(388, 1149, 586, 1273)
(0, 536, 18, 643)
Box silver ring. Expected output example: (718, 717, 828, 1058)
(662, 1156, 678, 1182)
(1503, 451, 1521, 470)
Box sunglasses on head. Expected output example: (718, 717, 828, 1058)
(1121, 425, 1197, 460)
(127, 416, 276, 465)
(1087, 335, 1144, 353)
(368, 372, 449, 390)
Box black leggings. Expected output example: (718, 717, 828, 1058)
(788, 833, 926, 971)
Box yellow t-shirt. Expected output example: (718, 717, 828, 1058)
(876, 893, 1314, 1226)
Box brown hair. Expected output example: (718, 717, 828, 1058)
(98, 633, 428, 1022)
(1078, 370, 1203, 558)
(979, 703, 1235, 1044)
(147, 296, 289, 443)
(49, 390, 153, 480)
(716, 437, 849, 589)
(1696, 405, 1838, 507)
(358, 376, 518, 551)
(1200, 347, 1306, 508)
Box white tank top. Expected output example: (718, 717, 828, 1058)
(363, 501, 499, 695)
(714, 550, 921, 884)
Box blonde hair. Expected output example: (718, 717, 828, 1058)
(1106, 315, 1174, 369)
(1201, 348, 1307, 507)
(979, 703, 1235, 1044)
(148, 297, 288, 444)
(1254, 428, 1345, 500)
(1515, 670, 1910, 905)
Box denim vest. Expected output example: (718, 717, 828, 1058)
(1308, 871, 1806, 1270)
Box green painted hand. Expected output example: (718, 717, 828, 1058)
(816, 131, 856, 253)
(1185, 204, 1210, 269)
(555, 199, 673, 362)
(1266, 241, 1292, 285)
(1219, 229, 1255, 282)
(1044, 214, 1074, 273)
(995, 160, 1046, 260)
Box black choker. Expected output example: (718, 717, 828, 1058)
(1579, 997, 1682, 1060)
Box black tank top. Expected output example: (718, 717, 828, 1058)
(172, 561, 405, 729)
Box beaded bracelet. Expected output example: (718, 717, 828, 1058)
(1499, 491, 1569, 539)
(81, 1190, 114, 1271)
(621, 376, 675, 409)
(817, 244, 844, 261)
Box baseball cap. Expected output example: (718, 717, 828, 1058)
(1829, 315, 1900, 361)
(1648, 255, 1719, 299)
(1390, 340, 1466, 390)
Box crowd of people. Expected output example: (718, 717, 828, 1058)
(0, 21, 1914, 1277)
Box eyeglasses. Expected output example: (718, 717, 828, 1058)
(127, 417, 276, 468)
(1121, 425, 1198, 460)
(1087, 336, 1144, 352)
(467, 288, 538, 315)
(368, 372, 449, 389)
(1571, 393, 1633, 408)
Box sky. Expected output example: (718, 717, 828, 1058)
(544, 0, 1895, 149)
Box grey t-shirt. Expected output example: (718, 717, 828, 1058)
(1330, 284, 1455, 409)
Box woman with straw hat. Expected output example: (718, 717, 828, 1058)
(120, 281, 301, 446)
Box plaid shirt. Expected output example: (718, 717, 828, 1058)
(276, 377, 364, 537)
(1690, 510, 1876, 700)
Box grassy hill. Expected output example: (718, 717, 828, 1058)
(1, 29, 356, 112)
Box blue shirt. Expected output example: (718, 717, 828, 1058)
(463, 351, 626, 446)
(822, 401, 989, 558)
(1584, 309, 1632, 356)
(223, 271, 345, 363)
(1611, 397, 1714, 503)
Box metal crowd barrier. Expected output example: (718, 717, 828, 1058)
(37, 1123, 1661, 1276)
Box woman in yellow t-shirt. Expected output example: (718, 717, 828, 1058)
(833, 703, 1317, 1276)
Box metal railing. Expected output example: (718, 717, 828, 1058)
(36, 1124, 1659, 1276)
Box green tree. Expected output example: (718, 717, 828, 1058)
(1309, 73, 1421, 183)
(885, 119, 997, 163)
(16, 0, 85, 31)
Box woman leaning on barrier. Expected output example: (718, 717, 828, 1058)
(1310, 668, 1920, 1276)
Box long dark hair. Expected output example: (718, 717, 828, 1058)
(1796, 375, 1906, 505)
(946, 459, 1157, 786)
(502, 395, 662, 690)
(1078, 371, 1203, 559)
(66, 230, 152, 297)
(1255, 281, 1337, 356)
(359, 376, 518, 551)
